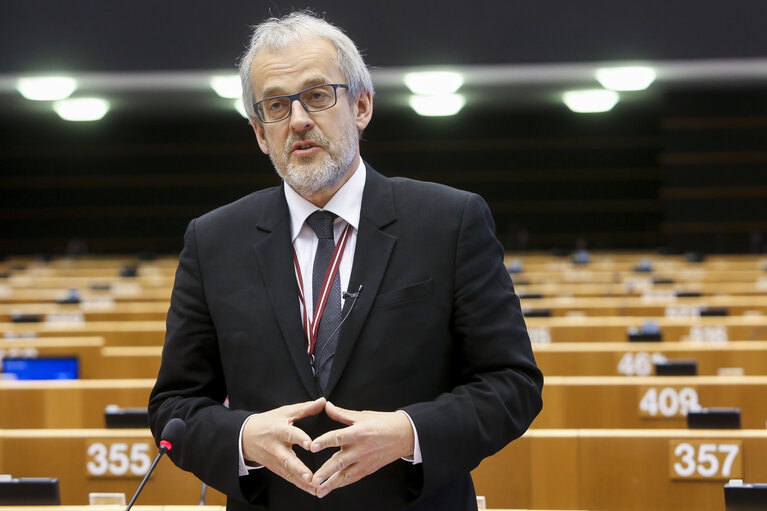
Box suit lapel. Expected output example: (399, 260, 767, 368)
(251, 187, 319, 398)
(325, 166, 397, 396)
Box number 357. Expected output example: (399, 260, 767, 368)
(670, 441, 742, 480)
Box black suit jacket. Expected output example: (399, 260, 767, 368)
(148, 164, 543, 510)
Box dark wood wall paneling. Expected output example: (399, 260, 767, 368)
(660, 87, 767, 253)
(5, 88, 765, 255)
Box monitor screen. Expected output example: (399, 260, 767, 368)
(1, 357, 79, 380)
(725, 482, 767, 511)
(0, 478, 60, 505)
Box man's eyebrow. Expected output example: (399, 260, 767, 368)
(260, 77, 331, 99)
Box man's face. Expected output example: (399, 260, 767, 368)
(250, 37, 372, 199)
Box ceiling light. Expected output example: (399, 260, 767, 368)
(53, 98, 110, 121)
(17, 76, 77, 101)
(409, 94, 465, 116)
(210, 75, 242, 98)
(404, 71, 464, 95)
(562, 89, 619, 113)
(596, 66, 656, 91)
(233, 99, 248, 119)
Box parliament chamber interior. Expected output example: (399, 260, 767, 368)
(2, 1, 767, 510)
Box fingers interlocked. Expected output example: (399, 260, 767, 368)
(241, 399, 414, 499)
(241, 397, 326, 495)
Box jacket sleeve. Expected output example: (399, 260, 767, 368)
(401, 193, 544, 497)
(147, 218, 267, 505)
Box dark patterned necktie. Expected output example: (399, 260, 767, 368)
(305, 210, 341, 394)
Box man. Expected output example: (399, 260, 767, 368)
(148, 11, 542, 511)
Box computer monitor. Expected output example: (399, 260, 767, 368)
(724, 481, 767, 511)
(655, 360, 698, 376)
(688, 408, 742, 429)
(104, 405, 150, 429)
(1, 357, 79, 380)
(0, 478, 60, 505)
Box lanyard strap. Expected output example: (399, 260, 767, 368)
(293, 223, 351, 356)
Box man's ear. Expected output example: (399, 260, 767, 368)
(355, 91, 373, 132)
(252, 121, 270, 155)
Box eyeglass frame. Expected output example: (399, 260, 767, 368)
(253, 83, 350, 123)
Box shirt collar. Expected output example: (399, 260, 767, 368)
(284, 158, 366, 242)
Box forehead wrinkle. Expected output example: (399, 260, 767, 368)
(261, 76, 333, 99)
(250, 37, 343, 100)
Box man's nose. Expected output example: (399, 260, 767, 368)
(289, 99, 314, 132)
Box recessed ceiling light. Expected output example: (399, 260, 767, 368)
(404, 71, 464, 95)
(562, 89, 619, 113)
(17, 76, 77, 101)
(210, 75, 242, 99)
(596, 66, 656, 91)
(53, 98, 110, 121)
(409, 94, 466, 116)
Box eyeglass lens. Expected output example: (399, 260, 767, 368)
(259, 85, 338, 122)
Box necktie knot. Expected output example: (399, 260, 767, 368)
(306, 211, 337, 240)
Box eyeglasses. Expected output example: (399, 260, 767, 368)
(254, 83, 349, 123)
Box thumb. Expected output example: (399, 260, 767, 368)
(324, 401, 356, 425)
(288, 397, 327, 420)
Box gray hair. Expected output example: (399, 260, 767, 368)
(238, 11, 375, 124)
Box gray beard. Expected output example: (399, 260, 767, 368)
(270, 124, 358, 198)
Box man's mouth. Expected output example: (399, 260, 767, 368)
(291, 141, 320, 154)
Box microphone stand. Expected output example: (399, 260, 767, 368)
(125, 445, 169, 511)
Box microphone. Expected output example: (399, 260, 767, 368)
(125, 418, 185, 511)
(342, 284, 363, 300)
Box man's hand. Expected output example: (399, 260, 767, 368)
(309, 401, 415, 498)
(241, 397, 326, 495)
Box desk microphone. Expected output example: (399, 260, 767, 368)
(125, 418, 185, 511)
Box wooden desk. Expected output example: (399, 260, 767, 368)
(0, 429, 224, 505)
(1, 321, 166, 346)
(0, 338, 160, 379)
(0, 289, 171, 305)
(0, 302, 169, 322)
(473, 429, 767, 511)
(0, 379, 153, 428)
(512, 269, 767, 284)
(4, 276, 175, 289)
(534, 340, 767, 376)
(2, 376, 766, 430)
(3, 428, 764, 511)
(503, 252, 767, 271)
(0, 507, 224, 511)
(534, 376, 767, 428)
(521, 294, 767, 317)
(0, 337, 105, 379)
(515, 281, 767, 297)
(525, 315, 767, 342)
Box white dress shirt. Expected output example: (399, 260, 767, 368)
(238, 160, 421, 475)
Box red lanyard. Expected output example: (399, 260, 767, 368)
(292, 223, 351, 356)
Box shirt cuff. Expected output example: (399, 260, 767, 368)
(238, 413, 264, 476)
(398, 410, 422, 464)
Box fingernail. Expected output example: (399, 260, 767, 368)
(310, 443, 319, 452)
(302, 441, 310, 450)
(315, 476, 323, 485)
(302, 473, 310, 483)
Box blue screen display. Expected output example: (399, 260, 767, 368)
(1, 358, 79, 380)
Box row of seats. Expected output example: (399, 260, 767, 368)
(1, 253, 766, 510)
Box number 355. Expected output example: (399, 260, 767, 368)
(86, 442, 152, 477)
